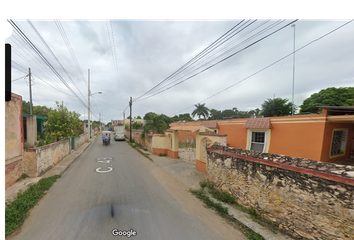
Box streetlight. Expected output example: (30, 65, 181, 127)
(88, 69, 102, 141)
(291, 24, 296, 116)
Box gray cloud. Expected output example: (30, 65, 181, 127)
(6, 19, 354, 122)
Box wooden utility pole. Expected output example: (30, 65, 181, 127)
(129, 97, 132, 142)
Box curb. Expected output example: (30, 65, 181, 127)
(59, 136, 97, 175)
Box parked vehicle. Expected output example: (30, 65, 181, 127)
(114, 132, 125, 141)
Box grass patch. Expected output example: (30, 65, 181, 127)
(205, 181, 236, 204)
(5, 175, 61, 237)
(200, 180, 282, 236)
(190, 189, 228, 217)
(190, 188, 264, 240)
(127, 141, 153, 162)
(16, 173, 29, 182)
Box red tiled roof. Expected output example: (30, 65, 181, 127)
(243, 118, 272, 129)
(167, 125, 213, 132)
(200, 121, 219, 129)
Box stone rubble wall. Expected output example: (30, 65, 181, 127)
(178, 148, 196, 164)
(207, 143, 354, 240)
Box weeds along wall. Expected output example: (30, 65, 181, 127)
(207, 143, 354, 240)
(124, 130, 152, 152)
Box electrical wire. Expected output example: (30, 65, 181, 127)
(8, 19, 89, 109)
(173, 19, 354, 115)
(54, 20, 88, 88)
(12, 74, 28, 82)
(11, 60, 75, 97)
(142, 20, 284, 98)
(134, 20, 297, 102)
(27, 19, 87, 102)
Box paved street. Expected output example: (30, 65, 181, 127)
(9, 136, 247, 240)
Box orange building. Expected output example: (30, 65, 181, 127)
(171, 106, 354, 163)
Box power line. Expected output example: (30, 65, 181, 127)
(134, 20, 297, 102)
(54, 20, 88, 89)
(8, 19, 89, 109)
(133, 20, 249, 102)
(12, 74, 28, 82)
(27, 19, 87, 102)
(11, 60, 75, 97)
(141, 20, 284, 99)
(10, 34, 68, 92)
(91, 95, 123, 111)
(173, 19, 354, 115)
(10, 42, 77, 98)
(106, 20, 122, 103)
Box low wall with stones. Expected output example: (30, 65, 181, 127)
(207, 143, 354, 240)
(24, 139, 70, 177)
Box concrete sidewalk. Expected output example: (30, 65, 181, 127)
(139, 148, 293, 240)
(5, 136, 97, 202)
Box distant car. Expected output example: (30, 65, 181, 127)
(114, 132, 125, 141)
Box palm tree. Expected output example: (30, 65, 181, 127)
(141, 114, 168, 138)
(192, 103, 210, 119)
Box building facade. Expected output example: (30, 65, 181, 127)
(171, 107, 354, 163)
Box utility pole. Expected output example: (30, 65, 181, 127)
(129, 97, 132, 143)
(88, 69, 91, 141)
(29, 68, 33, 115)
(99, 113, 101, 132)
(123, 112, 125, 126)
(291, 24, 296, 116)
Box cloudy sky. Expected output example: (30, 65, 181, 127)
(5, 18, 354, 123)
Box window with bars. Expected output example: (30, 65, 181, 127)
(330, 130, 348, 156)
(250, 131, 266, 152)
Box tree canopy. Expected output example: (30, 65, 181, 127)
(22, 101, 52, 118)
(192, 103, 210, 119)
(141, 114, 168, 138)
(46, 101, 83, 141)
(300, 87, 354, 113)
(261, 97, 294, 117)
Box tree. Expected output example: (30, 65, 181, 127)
(192, 103, 210, 119)
(137, 116, 142, 119)
(254, 108, 261, 117)
(143, 112, 157, 121)
(159, 114, 172, 125)
(300, 87, 354, 113)
(141, 114, 168, 138)
(209, 109, 223, 120)
(46, 101, 83, 141)
(222, 109, 235, 118)
(178, 113, 194, 122)
(22, 101, 30, 114)
(132, 121, 141, 130)
(261, 98, 294, 117)
(22, 101, 51, 118)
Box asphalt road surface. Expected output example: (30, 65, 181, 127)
(9, 136, 247, 240)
